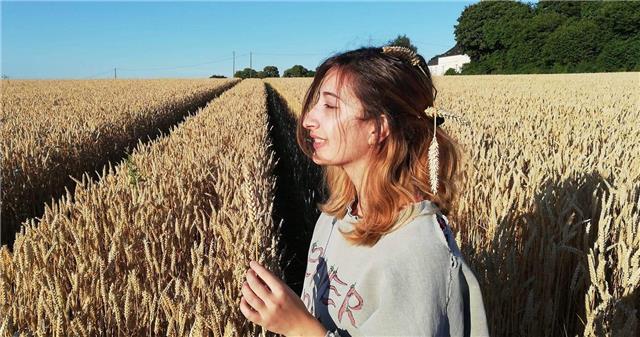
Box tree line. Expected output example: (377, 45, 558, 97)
(210, 65, 315, 79)
(454, 0, 640, 74)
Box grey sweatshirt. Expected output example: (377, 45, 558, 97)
(300, 199, 490, 337)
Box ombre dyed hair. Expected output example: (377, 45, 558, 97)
(296, 46, 464, 247)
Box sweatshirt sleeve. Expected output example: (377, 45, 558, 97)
(354, 241, 454, 337)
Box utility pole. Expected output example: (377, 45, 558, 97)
(233, 51, 235, 77)
(114, 67, 117, 79)
(249, 52, 252, 78)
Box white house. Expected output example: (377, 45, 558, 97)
(427, 54, 471, 76)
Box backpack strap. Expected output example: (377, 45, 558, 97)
(435, 212, 448, 231)
(435, 212, 451, 242)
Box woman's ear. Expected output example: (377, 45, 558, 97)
(368, 114, 390, 145)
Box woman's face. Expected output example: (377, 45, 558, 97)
(302, 68, 377, 167)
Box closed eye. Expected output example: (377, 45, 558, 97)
(324, 104, 336, 109)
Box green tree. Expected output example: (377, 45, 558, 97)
(482, 2, 533, 51)
(541, 18, 603, 66)
(283, 65, 313, 77)
(234, 68, 259, 79)
(385, 34, 418, 53)
(590, 1, 640, 37)
(444, 68, 459, 75)
(517, 11, 566, 69)
(261, 66, 280, 78)
(455, 1, 533, 62)
(454, 0, 638, 74)
(536, 0, 584, 18)
(596, 35, 640, 71)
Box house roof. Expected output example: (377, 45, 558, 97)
(427, 43, 464, 66)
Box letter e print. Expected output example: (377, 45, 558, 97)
(321, 265, 365, 327)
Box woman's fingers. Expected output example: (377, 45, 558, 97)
(240, 295, 261, 322)
(249, 261, 281, 295)
(246, 268, 273, 301)
(242, 280, 266, 311)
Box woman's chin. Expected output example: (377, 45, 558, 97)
(312, 151, 328, 164)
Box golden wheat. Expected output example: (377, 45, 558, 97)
(0, 79, 285, 336)
(0, 78, 239, 248)
(0, 73, 636, 336)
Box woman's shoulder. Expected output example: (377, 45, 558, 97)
(391, 211, 450, 245)
(377, 212, 453, 265)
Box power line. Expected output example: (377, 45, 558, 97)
(252, 52, 326, 56)
(18, 50, 328, 79)
(118, 54, 249, 72)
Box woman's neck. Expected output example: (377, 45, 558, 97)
(353, 192, 424, 218)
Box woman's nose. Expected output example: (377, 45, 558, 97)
(303, 109, 319, 129)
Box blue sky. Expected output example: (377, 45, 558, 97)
(1, 0, 506, 79)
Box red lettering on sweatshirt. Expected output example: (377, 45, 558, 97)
(303, 244, 365, 328)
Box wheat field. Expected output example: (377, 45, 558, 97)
(0, 78, 239, 249)
(1, 72, 638, 337)
(1, 79, 283, 337)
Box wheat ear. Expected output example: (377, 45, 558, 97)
(434, 109, 472, 127)
(425, 107, 440, 196)
(381, 46, 421, 67)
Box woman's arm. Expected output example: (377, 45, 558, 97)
(286, 314, 329, 337)
(356, 243, 452, 336)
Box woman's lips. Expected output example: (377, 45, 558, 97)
(312, 139, 326, 149)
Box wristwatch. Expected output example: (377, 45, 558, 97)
(325, 330, 341, 337)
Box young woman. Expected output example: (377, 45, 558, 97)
(240, 46, 489, 337)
